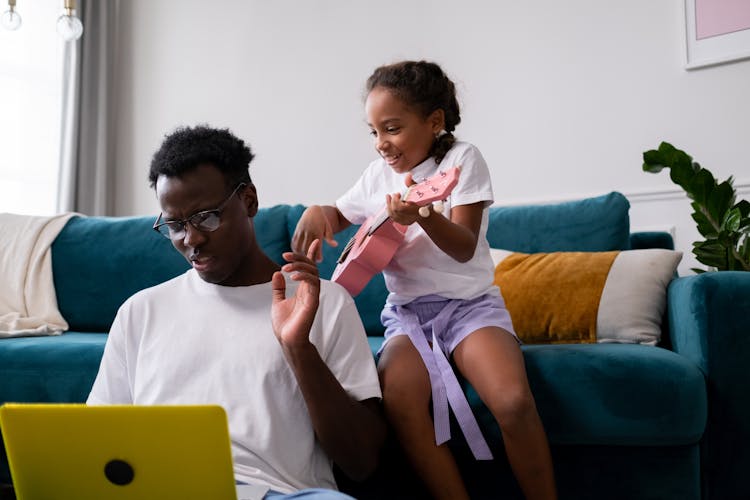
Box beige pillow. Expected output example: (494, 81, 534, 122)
(491, 249, 682, 345)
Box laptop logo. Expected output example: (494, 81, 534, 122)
(104, 459, 135, 486)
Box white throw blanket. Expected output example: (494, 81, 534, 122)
(0, 212, 77, 337)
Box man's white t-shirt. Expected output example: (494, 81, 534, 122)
(87, 270, 382, 494)
(336, 141, 499, 305)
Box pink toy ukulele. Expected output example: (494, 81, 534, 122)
(332, 166, 461, 296)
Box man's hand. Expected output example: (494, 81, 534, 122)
(271, 239, 321, 348)
(271, 238, 386, 480)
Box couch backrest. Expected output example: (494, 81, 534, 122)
(52, 193, 635, 336)
(52, 206, 293, 332)
(630, 231, 674, 250)
(486, 191, 631, 252)
(285, 191, 634, 336)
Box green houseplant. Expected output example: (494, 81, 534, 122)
(642, 142, 750, 272)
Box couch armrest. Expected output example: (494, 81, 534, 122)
(667, 272, 750, 500)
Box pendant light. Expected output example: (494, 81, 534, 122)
(0, 0, 21, 31)
(1, 0, 83, 42)
(56, 0, 83, 41)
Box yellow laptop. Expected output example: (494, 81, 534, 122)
(0, 403, 248, 500)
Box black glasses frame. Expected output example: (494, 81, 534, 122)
(153, 183, 246, 240)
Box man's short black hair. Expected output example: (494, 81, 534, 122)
(148, 125, 254, 189)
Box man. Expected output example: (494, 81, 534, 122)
(88, 125, 385, 499)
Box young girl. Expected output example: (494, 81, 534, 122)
(293, 60, 557, 500)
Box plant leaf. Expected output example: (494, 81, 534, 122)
(736, 199, 750, 217)
(642, 149, 665, 173)
(716, 230, 736, 246)
(706, 181, 735, 225)
(739, 235, 750, 266)
(670, 162, 695, 191)
(723, 208, 742, 232)
(691, 205, 717, 237)
(689, 168, 715, 205)
(641, 142, 749, 272)
(693, 241, 729, 268)
(659, 142, 694, 169)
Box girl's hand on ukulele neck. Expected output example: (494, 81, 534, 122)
(385, 192, 423, 226)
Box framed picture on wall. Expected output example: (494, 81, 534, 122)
(684, 0, 750, 69)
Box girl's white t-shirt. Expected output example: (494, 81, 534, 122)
(336, 141, 499, 305)
(88, 270, 381, 494)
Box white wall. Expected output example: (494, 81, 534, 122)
(114, 0, 750, 275)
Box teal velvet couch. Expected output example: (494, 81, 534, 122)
(1, 192, 748, 500)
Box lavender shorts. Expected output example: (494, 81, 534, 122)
(379, 293, 518, 358)
(377, 293, 518, 460)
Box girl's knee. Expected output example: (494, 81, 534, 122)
(380, 372, 431, 418)
(486, 388, 538, 429)
(377, 339, 430, 402)
(377, 344, 432, 422)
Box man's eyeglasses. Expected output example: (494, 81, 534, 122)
(153, 183, 246, 240)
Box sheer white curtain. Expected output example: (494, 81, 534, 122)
(57, 0, 120, 215)
(0, 0, 63, 216)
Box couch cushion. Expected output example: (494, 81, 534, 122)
(365, 338, 705, 445)
(364, 339, 705, 445)
(52, 216, 191, 332)
(487, 191, 631, 252)
(0, 332, 107, 484)
(52, 207, 292, 333)
(0, 332, 106, 403)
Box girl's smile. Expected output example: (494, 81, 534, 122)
(365, 86, 444, 174)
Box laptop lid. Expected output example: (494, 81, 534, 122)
(0, 404, 238, 500)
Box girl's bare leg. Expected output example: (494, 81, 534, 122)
(378, 335, 469, 500)
(453, 327, 558, 500)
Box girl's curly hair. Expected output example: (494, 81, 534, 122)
(366, 60, 460, 164)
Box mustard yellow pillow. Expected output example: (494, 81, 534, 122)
(491, 249, 682, 345)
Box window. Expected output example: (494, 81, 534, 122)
(0, 0, 63, 215)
